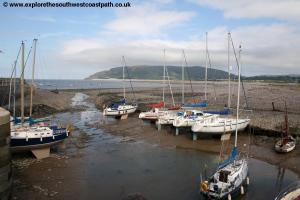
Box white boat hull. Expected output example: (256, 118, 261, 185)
(275, 136, 296, 153)
(139, 109, 164, 120)
(192, 118, 250, 134)
(157, 111, 180, 125)
(103, 105, 137, 116)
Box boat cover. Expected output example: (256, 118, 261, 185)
(182, 100, 208, 108)
(218, 147, 238, 169)
(146, 101, 164, 108)
(204, 108, 230, 115)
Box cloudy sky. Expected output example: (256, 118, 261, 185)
(0, 0, 300, 79)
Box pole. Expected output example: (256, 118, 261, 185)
(181, 50, 185, 105)
(228, 32, 231, 108)
(20, 41, 25, 124)
(235, 45, 242, 147)
(13, 61, 16, 118)
(205, 32, 208, 100)
(163, 49, 166, 104)
(30, 39, 37, 117)
(122, 56, 125, 100)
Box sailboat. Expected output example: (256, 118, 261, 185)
(199, 41, 249, 200)
(192, 34, 250, 135)
(274, 101, 296, 153)
(10, 40, 69, 159)
(103, 56, 137, 118)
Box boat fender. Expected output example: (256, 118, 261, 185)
(200, 181, 208, 192)
(246, 177, 250, 185)
(26, 136, 28, 142)
(228, 194, 231, 200)
(53, 135, 55, 140)
(241, 186, 244, 195)
(40, 136, 43, 142)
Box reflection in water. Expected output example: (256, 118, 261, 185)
(51, 93, 298, 200)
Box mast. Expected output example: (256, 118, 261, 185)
(163, 49, 166, 104)
(20, 41, 25, 124)
(13, 61, 16, 118)
(8, 64, 15, 110)
(227, 32, 231, 108)
(205, 32, 208, 100)
(181, 50, 185, 105)
(30, 38, 37, 117)
(122, 56, 125, 100)
(284, 101, 288, 137)
(235, 45, 242, 147)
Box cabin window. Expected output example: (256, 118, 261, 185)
(196, 113, 203, 116)
(219, 170, 230, 183)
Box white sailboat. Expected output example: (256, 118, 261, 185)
(103, 56, 137, 118)
(200, 39, 249, 199)
(191, 116, 250, 135)
(191, 34, 250, 135)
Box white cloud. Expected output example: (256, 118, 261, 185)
(191, 0, 300, 22)
(104, 4, 195, 36)
(56, 22, 300, 77)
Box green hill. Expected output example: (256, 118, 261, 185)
(86, 65, 236, 80)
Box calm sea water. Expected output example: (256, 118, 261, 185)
(33, 79, 166, 90)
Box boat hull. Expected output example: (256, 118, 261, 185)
(103, 105, 137, 116)
(10, 131, 68, 151)
(275, 137, 296, 153)
(192, 119, 250, 134)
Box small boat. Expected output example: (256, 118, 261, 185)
(103, 98, 137, 117)
(173, 110, 215, 127)
(200, 148, 249, 200)
(10, 125, 69, 150)
(200, 38, 249, 199)
(103, 56, 137, 118)
(275, 135, 296, 153)
(275, 102, 296, 153)
(191, 116, 250, 135)
(275, 181, 300, 200)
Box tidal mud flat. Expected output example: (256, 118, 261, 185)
(9, 81, 300, 200)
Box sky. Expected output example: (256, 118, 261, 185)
(0, 0, 300, 79)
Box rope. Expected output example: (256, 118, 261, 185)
(229, 33, 249, 109)
(182, 51, 196, 103)
(123, 60, 136, 104)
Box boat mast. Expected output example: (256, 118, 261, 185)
(181, 50, 185, 105)
(122, 56, 126, 100)
(163, 49, 166, 104)
(13, 61, 16, 118)
(30, 39, 37, 117)
(284, 101, 288, 137)
(227, 32, 231, 108)
(205, 32, 208, 101)
(20, 41, 25, 124)
(235, 45, 242, 147)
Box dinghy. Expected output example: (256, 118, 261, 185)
(275, 102, 296, 153)
(200, 37, 249, 199)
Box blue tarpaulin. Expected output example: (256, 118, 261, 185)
(182, 100, 208, 108)
(204, 108, 230, 115)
